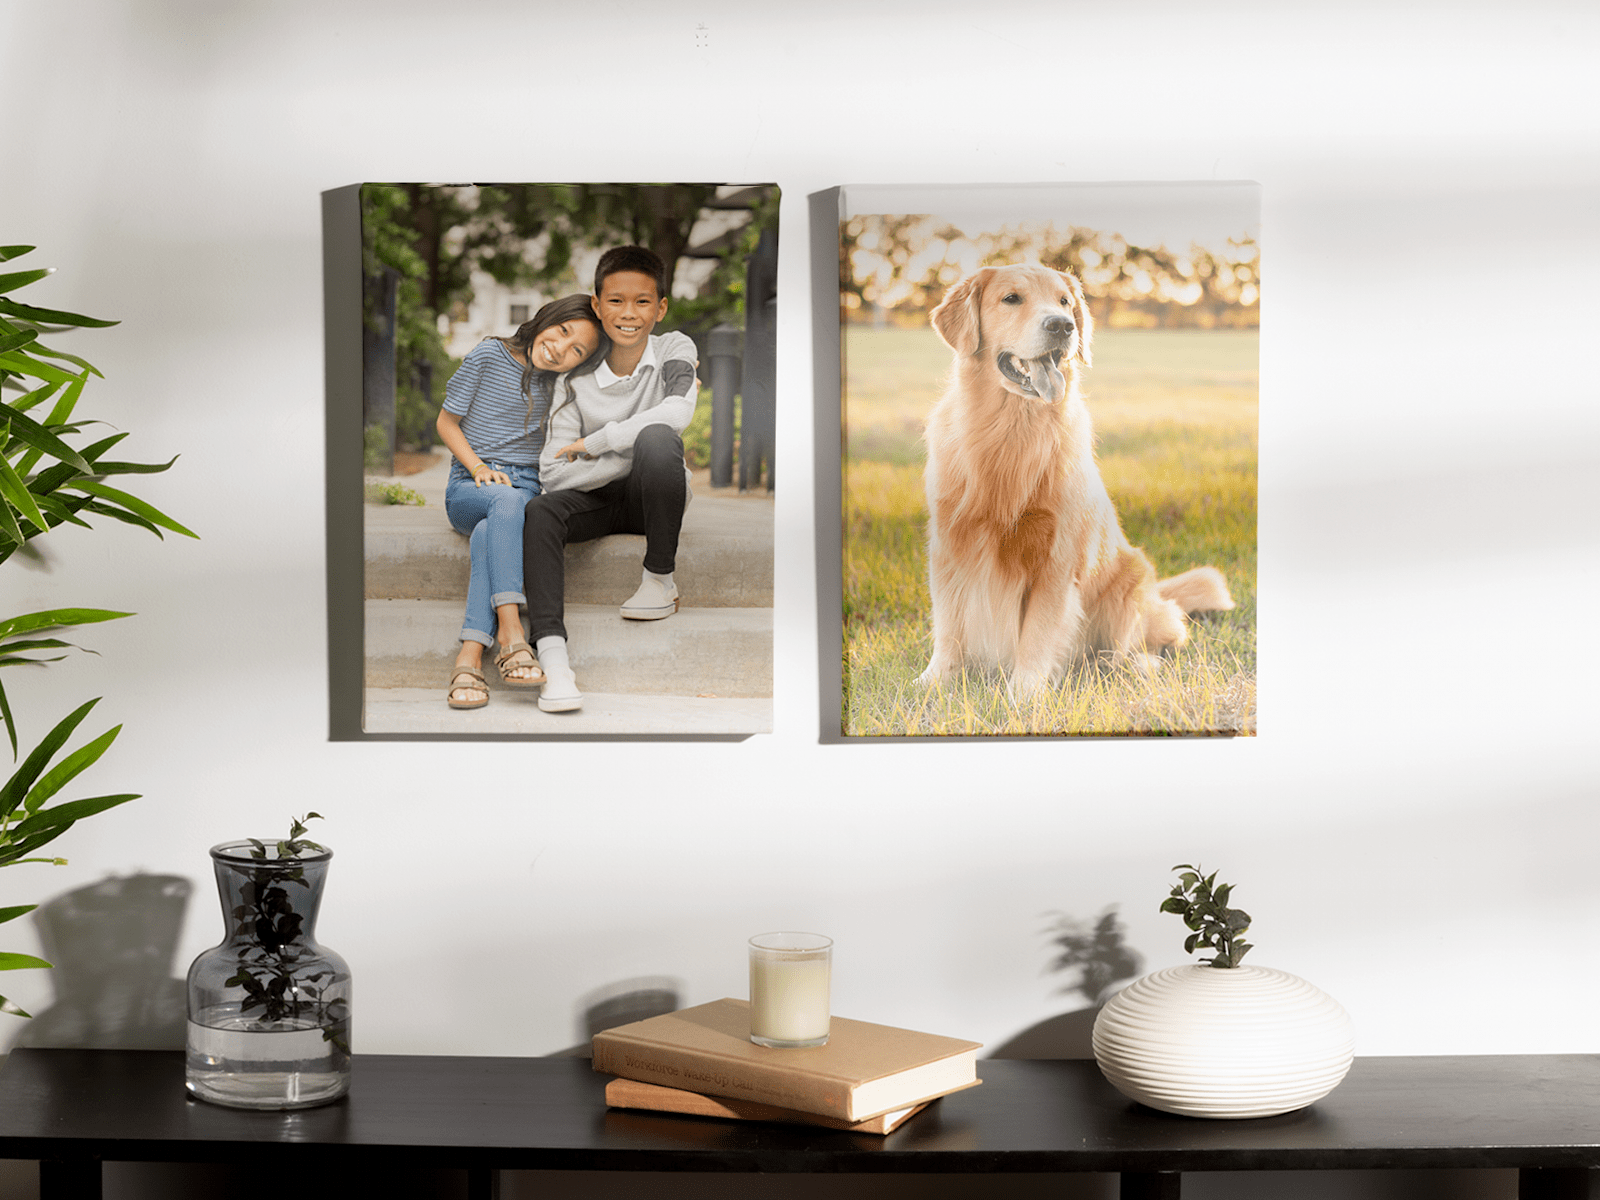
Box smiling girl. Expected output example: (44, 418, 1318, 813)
(436, 295, 607, 709)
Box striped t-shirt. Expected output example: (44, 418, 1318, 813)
(442, 339, 549, 466)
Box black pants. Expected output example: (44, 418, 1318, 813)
(523, 424, 687, 642)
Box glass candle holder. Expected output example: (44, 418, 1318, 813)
(748, 932, 832, 1048)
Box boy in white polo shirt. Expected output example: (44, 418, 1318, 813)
(522, 245, 699, 713)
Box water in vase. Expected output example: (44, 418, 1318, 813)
(186, 1006, 351, 1109)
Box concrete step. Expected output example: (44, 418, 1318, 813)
(362, 688, 771, 736)
(365, 600, 772, 698)
(364, 460, 774, 607)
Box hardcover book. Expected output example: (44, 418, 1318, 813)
(590, 997, 981, 1122)
(603, 1076, 932, 1134)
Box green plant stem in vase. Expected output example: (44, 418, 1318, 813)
(185, 815, 352, 1110)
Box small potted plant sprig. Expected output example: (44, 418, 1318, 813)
(1159, 863, 1253, 968)
(1091, 864, 1355, 1119)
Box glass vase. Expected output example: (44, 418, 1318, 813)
(185, 840, 352, 1109)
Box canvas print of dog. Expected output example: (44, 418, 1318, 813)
(918, 263, 1233, 700)
(837, 182, 1258, 736)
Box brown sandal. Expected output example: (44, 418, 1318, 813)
(494, 640, 544, 687)
(447, 665, 489, 710)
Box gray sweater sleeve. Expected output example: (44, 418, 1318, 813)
(581, 331, 699, 459)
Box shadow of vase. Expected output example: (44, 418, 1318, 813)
(9, 873, 191, 1051)
(989, 904, 1143, 1061)
(988, 1004, 1103, 1059)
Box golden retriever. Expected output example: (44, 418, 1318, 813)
(917, 263, 1233, 699)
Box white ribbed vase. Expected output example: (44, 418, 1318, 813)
(1092, 964, 1355, 1119)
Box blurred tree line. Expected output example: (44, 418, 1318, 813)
(840, 215, 1259, 330)
(361, 183, 779, 459)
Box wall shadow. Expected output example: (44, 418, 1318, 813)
(546, 977, 684, 1057)
(989, 906, 1143, 1061)
(9, 874, 191, 1051)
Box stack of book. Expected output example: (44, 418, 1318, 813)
(592, 997, 983, 1135)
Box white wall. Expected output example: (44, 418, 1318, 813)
(1, 0, 1596, 1072)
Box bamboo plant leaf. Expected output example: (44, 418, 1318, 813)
(21, 724, 122, 813)
(0, 610, 132, 641)
(0, 496, 24, 546)
(0, 330, 38, 355)
(0, 296, 118, 329)
(86, 455, 180, 478)
(20, 343, 103, 377)
(0, 350, 80, 386)
(70, 480, 197, 538)
(0, 953, 52, 972)
(0, 248, 36, 263)
(0, 905, 38, 926)
(3, 379, 62, 416)
(76, 500, 161, 536)
(11, 791, 140, 841)
(0, 679, 13, 759)
(8, 376, 86, 478)
(0, 402, 91, 472)
(0, 698, 99, 817)
(0, 453, 50, 535)
(0, 270, 53, 294)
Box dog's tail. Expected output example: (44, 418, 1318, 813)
(1157, 566, 1234, 614)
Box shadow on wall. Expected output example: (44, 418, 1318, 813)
(990, 906, 1143, 1060)
(546, 977, 684, 1057)
(8, 874, 191, 1052)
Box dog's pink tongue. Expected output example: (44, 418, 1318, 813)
(1025, 357, 1066, 403)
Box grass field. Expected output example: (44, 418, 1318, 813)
(842, 325, 1258, 737)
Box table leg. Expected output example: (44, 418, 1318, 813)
(39, 1158, 101, 1200)
(1121, 1170, 1181, 1200)
(466, 1165, 500, 1200)
(1519, 1168, 1594, 1200)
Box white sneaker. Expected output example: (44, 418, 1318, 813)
(621, 572, 679, 620)
(538, 664, 583, 712)
(535, 635, 582, 712)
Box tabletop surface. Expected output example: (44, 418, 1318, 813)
(1, 1050, 1597, 1172)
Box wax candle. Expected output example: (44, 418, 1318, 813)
(748, 932, 832, 1048)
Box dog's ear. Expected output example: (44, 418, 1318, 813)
(1058, 269, 1093, 367)
(930, 270, 984, 356)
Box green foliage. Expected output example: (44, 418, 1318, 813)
(1160, 863, 1253, 968)
(363, 481, 424, 506)
(224, 814, 348, 1048)
(360, 187, 459, 450)
(680, 386, 729, 471)
(358, 185, 779, 450)
(0, 246, 193, 1015)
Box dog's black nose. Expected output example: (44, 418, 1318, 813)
(1041, 313, 1076, 336)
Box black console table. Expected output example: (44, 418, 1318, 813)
(0, 1050, 1596, 1200)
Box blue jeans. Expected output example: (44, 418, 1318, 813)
(444, 459, 541, 647)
